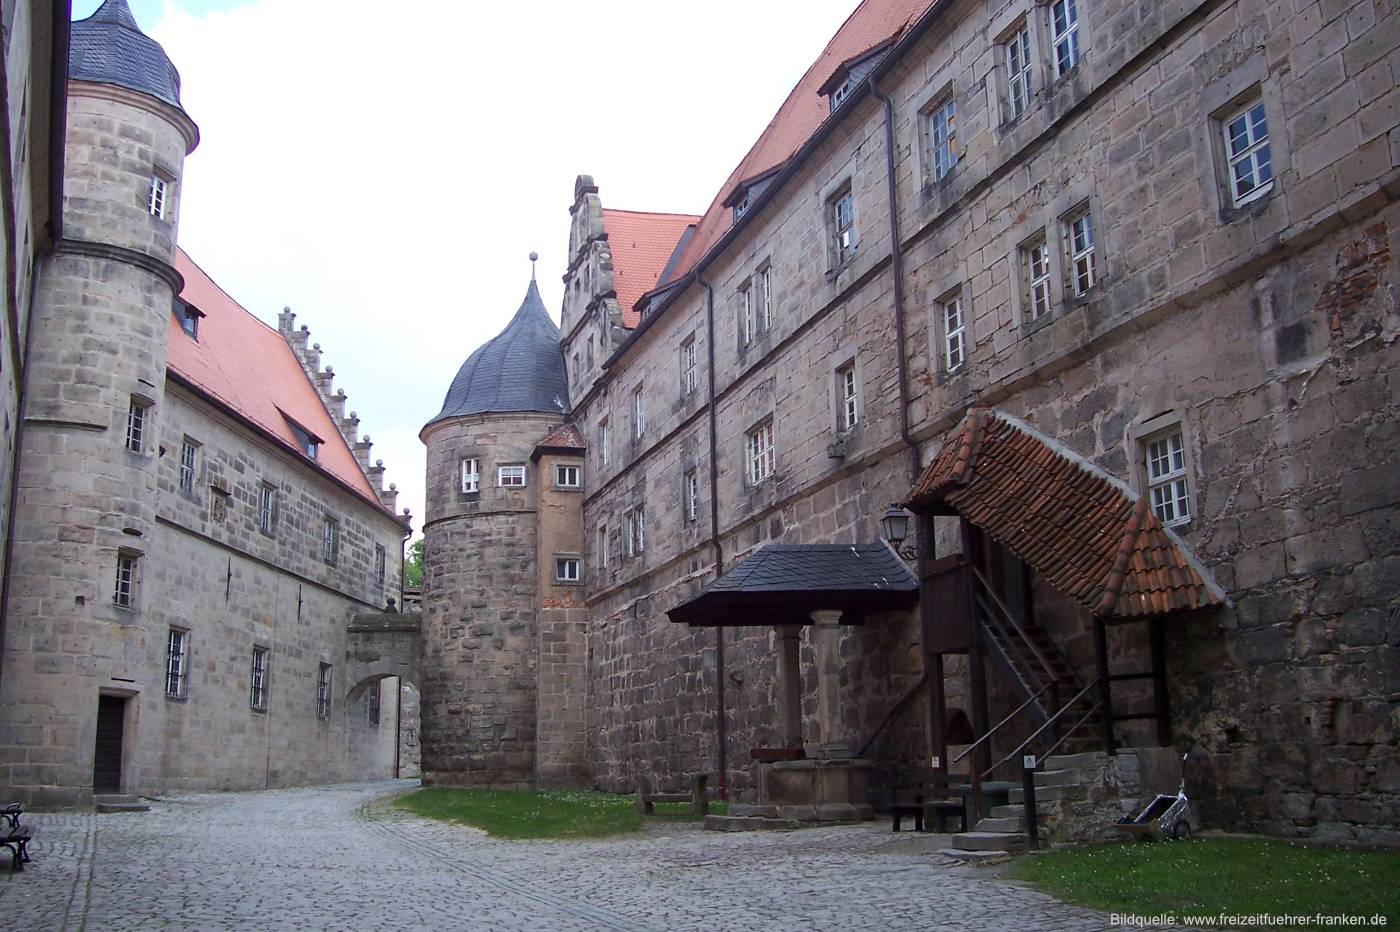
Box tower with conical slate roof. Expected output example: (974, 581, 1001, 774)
(420, 271, 590, 789)
(0, 0, 199, 807)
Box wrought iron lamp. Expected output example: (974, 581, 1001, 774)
(880, 504, 911, 547)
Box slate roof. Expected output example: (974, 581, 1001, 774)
(426, 280, 571, 427)
(904, 409, 1227, 620)
(70, 0, 187, 113)
(667, 543, 918, 627)
(166, 250, 390, 516)
(601, 209, 700, 327)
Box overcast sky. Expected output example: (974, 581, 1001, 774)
(74, 0, 862, 537)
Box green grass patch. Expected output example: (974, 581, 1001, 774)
(1009, 838, 1400, 923)
(395, 788, 725, 840)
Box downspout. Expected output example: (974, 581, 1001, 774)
(870, 76, 919, 479)
(697, 268, 725, 801)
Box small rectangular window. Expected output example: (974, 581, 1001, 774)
(165, 628, 187, 698)
(316, 663, 332, 719)
(600, 420, 611, 467)
(555, 556, 581, 582)
(1051, 0, 1081, 78)
(555, 464, 580, 488)
(322, 517, 339, 565)
(1147, 430, 1192, 527)
(681, 338, 698, 394)
(633, 386, 645, 440)
(684, 470, 699, 523)
(740, 287, 754, 346)
(838, 364, 858, 431)
(759, 268, 773, 332)
(1068, 210, 1098, 296)
(943, 295, 967, 371)
(928, 99, 958, 182)
(1005, 23, 1033, 121)
(374, 544, 386, 587)
(126, 400, 148, 453)
(461, 457, 479, 493)
(179, 439, 197, 492)
(747, 421, 775, 484)
(1224, 101, 1273, 206)
(114, 552, 139, 607)
(250, 648, 268, 711)
(1026, 238, 1052, 322)
(598, 525, 609, 568)
(832, 189, 856, 266)
(498, 465, 526, 487)
(259, 484, 275, 536)
(149, 175, 168, 219)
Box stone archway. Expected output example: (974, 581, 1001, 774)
(345, 613, 421, 779)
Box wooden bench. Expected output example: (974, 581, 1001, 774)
(635, 773, 709, 816)
(1, 804, 30, 872)
(890, 784, 968, 834)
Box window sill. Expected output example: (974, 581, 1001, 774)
(164, 694, 188, 703)
(1219, 187, 1276, 223)
(251, 706, 267, 715)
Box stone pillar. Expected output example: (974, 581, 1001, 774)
(776, 625, 803, 748)
(810, 610, 846, 759)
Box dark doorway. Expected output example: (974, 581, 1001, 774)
(93, 696, 126, 792)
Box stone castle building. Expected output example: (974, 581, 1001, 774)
(0, 0, 415, 807)
(423, 0, 1400, 843)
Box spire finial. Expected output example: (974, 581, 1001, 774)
(529, 251, 539, 281)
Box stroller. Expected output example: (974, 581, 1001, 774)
(1116, 752, 1193, 841)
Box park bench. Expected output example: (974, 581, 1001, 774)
(889, 783, 968, 834)
(1, 804, 31, 872)
(635, 773, 710, 816)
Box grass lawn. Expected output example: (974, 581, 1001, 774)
(1009, 838, 1400, 923)
(395, 788, 725, 840)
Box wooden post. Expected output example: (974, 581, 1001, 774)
(1150, 617, 1171, 747)
(1093, 617, 1116, 755)
(928, 652, 946, 778)
(716, 626, 726, 800)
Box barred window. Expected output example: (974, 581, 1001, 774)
(1068, 210, 1098, 296)
(179, 439, 197, 492)
(316, 664, 332, 719)
(250, 648, 268, 711)
(1005, 23, 1033, 121)
(1224, 101, 1273, 206)
(1050, 0, 1081, 78)
(165, 629, 187, 698)
(125, 400, 148, 453)
(322, 517, 339, 565)
(1147, 430, 1192, 527)
(747, 421, 775, 484)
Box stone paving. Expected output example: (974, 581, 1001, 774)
(0, 780, 1118, 931)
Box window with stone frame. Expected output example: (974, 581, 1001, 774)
(1050, 0, 1081, 79)
(125, 398, 149, 453)
(1144, 427, 1193, 527)
(1022, 234, 1053, 323)
(926, 98, 958, 183)
(165, 628, 188, 699)
(684, 469, 699, 523)
(837, 363, 858, 431)
(322, 516, 340, 565)
(179, 438, 198, 492)
(316, 663, 332, 719)
(633, 385, 645, 440)
(747, 419, 776, 484)
(758, 266, 773, 332)
(624, 506, 645, 558)
(1222, 97, 1274, 207)
(258, 484, 276, 536)
(498, 465, 526, 488)
(829, 186, 856, 267)
(554, 555, 581, 583)
(1065, 207, 1099, 297)
(460, 457, 479, 493)
(114, 551, 140, 608)
(149, 174, 169, 219)
(681, 337, 698, 395)
(250, 648, 268, 711)
(740, 284, 754, 346)
(598, 524, 609, 568)
(374, 544, 386, 588)
(600, 419, 611, 467)
(555, 463, 581, 489)
(942, 293, 968, 372)
(1003, 20, 1034, 122)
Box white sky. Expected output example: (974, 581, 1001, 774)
(75, 0, 863, 536)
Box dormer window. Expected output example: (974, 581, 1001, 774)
(733, 192, 752, 221)
(284, 417, 321, 460)
(819, 40, 892, 114)
(173, 298, 203, 340)
(725, 166, 782, 227)
(830, 81, 853, 112)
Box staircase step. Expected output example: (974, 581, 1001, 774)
(702, 814, 800, 832)
(976, 816, 1023, 832)
(938, 848, 1015, 864)
(952, 831, 1027, 852)
(990, 805, 1023, 819)
(1045, 752, 1108, 771)
(1033, 769, 1081, 788)
(1009, 784, 1078, 803)
(94, 794, 149, 813)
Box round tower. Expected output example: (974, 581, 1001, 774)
(0, 0, 198, 806)
(419, 273, 573, 789)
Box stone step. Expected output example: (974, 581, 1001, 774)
(727, 804, 778, 818)
(938, 848, 1015, 864)
(975, 816, 1023, 833)
(94, 794, 149, 813)
(1033, 768, 1082, 787)
(1046, 751, 1108, 772)
(951, 831, 1027, 852)
(702, 815, 801, 832)
(1008, 784, 1079, 804)
(989, 804, 1023, 819)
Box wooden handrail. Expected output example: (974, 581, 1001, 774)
(951, 680, 1055, 764)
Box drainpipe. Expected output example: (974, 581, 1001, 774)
(870, 76, 919, 479)
(697, 268, 726, 801)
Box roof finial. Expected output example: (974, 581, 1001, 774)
(529, 251, 539, 281)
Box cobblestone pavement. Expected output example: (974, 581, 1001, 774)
(0, 780, 1118, 931)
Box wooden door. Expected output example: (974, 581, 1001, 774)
(93, 696, 125, 792)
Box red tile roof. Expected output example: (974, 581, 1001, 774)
(602, 209, 698, 327)
(666, 0, 933, 281)
(905, 409, 1226, 620)
(166, 249, 387, 513)
(532, 423, 587, 462)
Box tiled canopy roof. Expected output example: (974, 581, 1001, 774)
(667, 543, 918, 627)
(532, 423, 586, 462)
(426, 280, 571, 426)
(70, 0, 187, 113)
(905, 409, 1227, 620)
(602, 209, 699, 327)
(166, 250, 387, 513)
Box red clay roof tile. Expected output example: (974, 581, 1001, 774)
(602, 209, 699, 328)
(905, 409, 1226, 621)
(167, 249, 387, 514)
